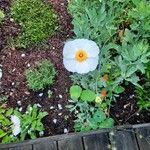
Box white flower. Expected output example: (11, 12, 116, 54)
(63, 39, 100, 74)
(11, 115, 21, 136)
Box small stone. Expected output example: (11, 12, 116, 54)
(50, 106, 54, 109)
(10, 18, 14, 22)
(58, 113, 62, 116)
(39, 131, 44, 137)
(12, 82, 15, 86)
(58, 104, 62, 110)
(39, 93, 43, 97)
(59, 94, 63, 99)
(27, 63, 30, 67)
(129, 94, 135, 99)
(0, 68, 2, 79)
(17, 101, 21, 106)
(53, 119, 57, 124)
(25, 91, 30, 95)
(21, 54, 26, 57)
(12, 68, 16, 72)
(64, 128, 68, 133)
(37, 103, 42, 108)
(52, 47, 55, 50)
(109, 131, 115, 136)
(19, 107, 23, 112)
(136, 113, 139, 116)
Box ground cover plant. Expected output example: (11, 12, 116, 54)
(0, 0, 150, 144)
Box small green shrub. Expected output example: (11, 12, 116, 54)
(0, 104, 48, 143)
(20, 104, 48, 140)
(0, 10, 5, 23)
(25, 59, 56, 91)
(11, 0, 58, 48)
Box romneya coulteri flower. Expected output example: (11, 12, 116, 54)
(11, 115, 21, 136)
(63, 39, 100, 74)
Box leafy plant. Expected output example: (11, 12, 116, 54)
(69, 85, 96, 102)
(0, 104, 48, 143)
(67, 100, 114, 132)
(25, 59, 56, 91)
(11, 0, 58, 48)
(128, 0, 150, 38)
(0, 10, 5, 23)
(20, 104, 48, 140)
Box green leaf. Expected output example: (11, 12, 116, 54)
(70, 85, 82, 100)
(114, 86, 125, 94)
(0, 129, 7, 138)
(80, 90, 96, 102)
(6, 108, 14, 117)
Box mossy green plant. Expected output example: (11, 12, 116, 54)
(0, 10, 5, 23)
(25, 59, 56, 91)
(11, 0, 58, 48)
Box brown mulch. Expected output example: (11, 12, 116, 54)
(0, 0, 74, 136)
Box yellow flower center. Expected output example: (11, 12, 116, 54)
(75, 49, 88, 62)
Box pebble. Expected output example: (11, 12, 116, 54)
(64, 128, 68, 134)
(37, 103, 42, 108)
(10, 18, 14, 22)
(129, 94, 135, 99)
(21, 53, 26, 57)
(12, 68, 16, 72)
(39, 131, 44, 137)
(50, 106, 54, 109)
(17, 101, 22, 106)
(58, 113, 62, 116)
(39, 93, 43, 97)
(59, 94, 63, 99)
(19, 107, 23, 112)
(53, 119, 57, 124)
(0, 68, 2, 79)
(12, 82, 15, 86)
(58, 104, 62, 110)
(27, 63, 31, 67)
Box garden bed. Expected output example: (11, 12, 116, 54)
(0, 0, 150, 145)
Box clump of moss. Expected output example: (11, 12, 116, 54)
(25, 59, 57, 91)
(11, 0, 58, 48)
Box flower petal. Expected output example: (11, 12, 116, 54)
(86, 57, 99, 71)
(63, 40, 77, 59)
(63, 58, 77, 72)
(11, 115, 20, 125)
(75, 61, 91, 74)
(12, 125, 21, 136)
(72, 39, 100, 57)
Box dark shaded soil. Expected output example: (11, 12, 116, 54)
(0, 0, 149, 139)
(110, 84, 150, 125)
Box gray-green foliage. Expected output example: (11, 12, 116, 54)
(25, 59, 56, 91)
(69, 0, 150, 89)
(68, 0, 150, 130)
(67, 100, 114, 132)
(128, 0, 150, 38)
